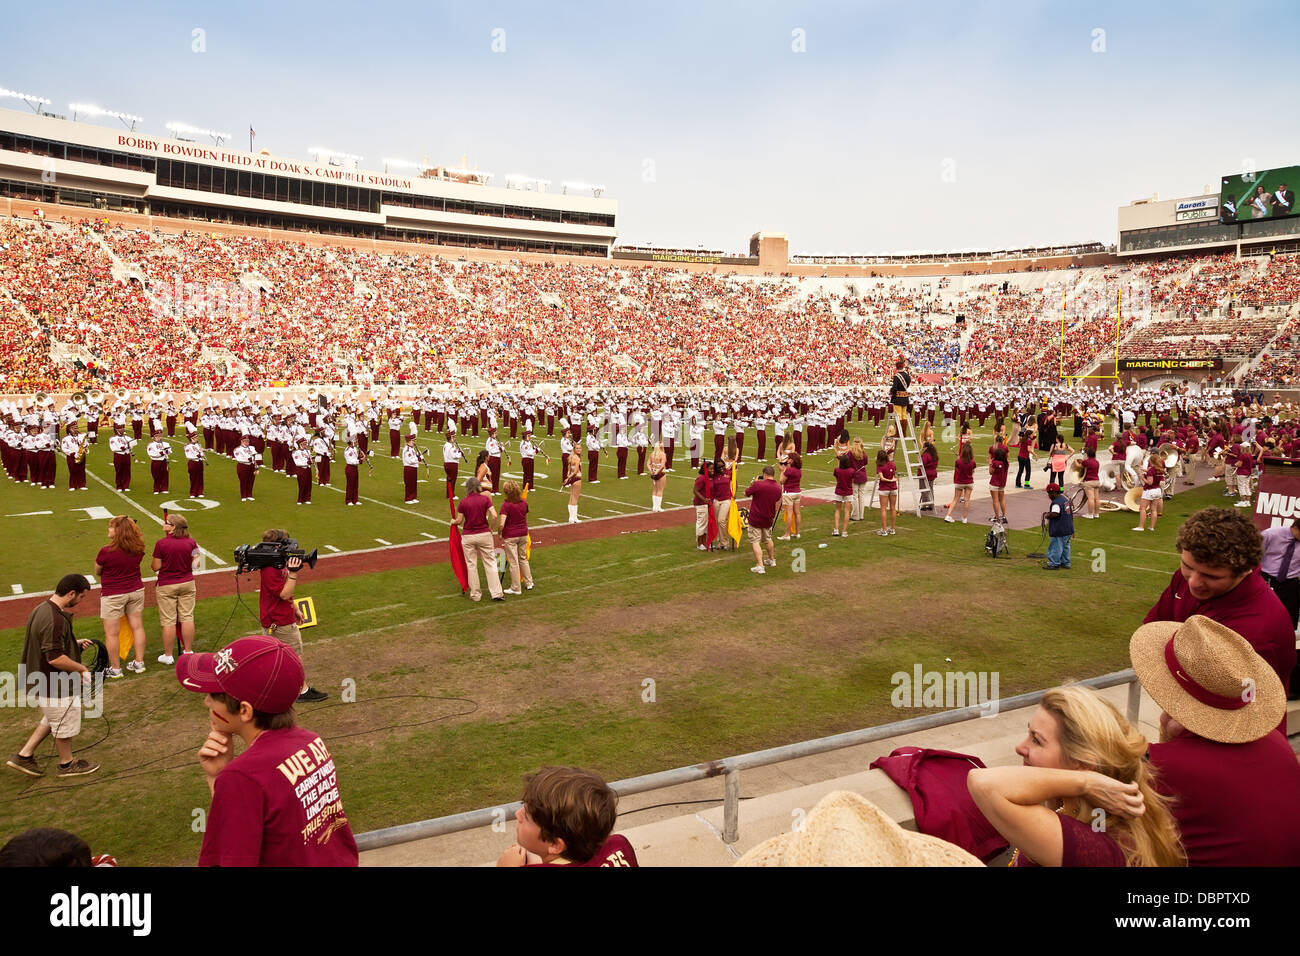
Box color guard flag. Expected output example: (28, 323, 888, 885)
(727, 463, 742, 546)
(448, 497, 469, 593)
(521, 484, 532, 560)
(118, 618, 133, 661)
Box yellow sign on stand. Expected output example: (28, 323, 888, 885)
(295, 596, 318, 629)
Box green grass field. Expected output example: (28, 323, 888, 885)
(0, 416, 1209, 865)
(0, 416, 1016, 594)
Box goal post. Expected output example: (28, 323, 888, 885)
(1060, 288, 1123, 387)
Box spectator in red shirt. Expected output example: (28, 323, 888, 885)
(967, 686, 1184, 867)
(151, 513, 200, 664)
(257, 530, 327, 703)
(692, 461, 713, 551)
(1130, 614, 1300, 866)
(497, 480, 532, 595)
(497, 766, 638, 867)
(875, 448, 898, 536)
(743, 465, 783, 574)
(177, 635, 358, 867)
(94, 515, 147, 679)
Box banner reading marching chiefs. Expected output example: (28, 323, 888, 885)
(1251, 459, 1300, 531)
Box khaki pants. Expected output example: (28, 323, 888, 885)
(462, 531, 503, 600)
(502, 536, 533, 591)
(713, 500, 731, 541)
(851, 482, 870, 520)
(263, 623, 302, 662)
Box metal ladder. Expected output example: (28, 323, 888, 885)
(868, 413, 929, 516)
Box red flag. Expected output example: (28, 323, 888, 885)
(705, 493, 718, 549)
(448, 497, 468, 593)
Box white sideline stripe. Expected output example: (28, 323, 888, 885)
(351, 603, 406, 615)
(83, 469, 228, 566)
(420, 532, 438, 539)
(324, 545, 341, 552)
(537, 517, 558, 524)
(10, 585, 20, 595)
(605, 509, 625, 515)
(1123, 565, 1173, 575)
(633, 553, 672, 562)
(347, 555, 735, 636)
(375, 538, 393, 545)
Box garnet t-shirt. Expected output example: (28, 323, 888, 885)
(782, 466, 802, 494)
(877, 461, 897, 491)
(988, 458, 1008, 488)
(712, 474, 733, 502)
(1083, 457, 1100, 481)
(693, 474, 711, 506)
(833, 467, 856, 497)
(953, 458, 976, 484)
(1013, 813, 1125, 867)
(500, 500, 528, 539)
(458, 494, 492, 534)
(199, 727, 359, 867)
(153, 535, 199, 586)
(744, 479, 784, 529)
(96, 546, 144, 596)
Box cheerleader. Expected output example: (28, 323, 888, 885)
(648, 441, 668, 512)
(563, 449, 583, 523)
(474, 449, 494, 495)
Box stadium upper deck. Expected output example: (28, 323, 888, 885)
(0, 107, 617, 257)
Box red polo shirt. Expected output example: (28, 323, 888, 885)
(1147, 730, 1300, 867)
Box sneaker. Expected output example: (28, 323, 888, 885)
(1234, 501, 1252, 508)
(126, 660, 145, 674)
(697, 544, 707, 551)
(503, 588, 522, 595)
(297, 688, 328, 703)
(749, 565, 766, 574)
(876, 529, 889, 536)
(777, 534, 791, 541)
(6, 754, 42, 777)
(157, 654, 175, 665)
(961, 518, 967, 524)
(106, 667, 124, 679)
(1132, 526, 1145, 531)
(492, 596, 505, 602)
(832, 530, 840, 537)
(944, 515, 954, 523)
(525, 583, 534, 590)
(1041, 563, 1060, 571)
(764, 558, 777, 567)
(888, 528, 896, 535)
(57, 759, 100, 777)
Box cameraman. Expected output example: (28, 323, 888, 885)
(258, 530, 327, 703)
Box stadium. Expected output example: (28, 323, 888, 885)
(1, 4, 1299, 904)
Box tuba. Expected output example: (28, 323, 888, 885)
(1066, 454, 1086, 484)
(86, 388, 103, 405)
(1123, 486, 1144, 512)
(71, 391, 88, 408)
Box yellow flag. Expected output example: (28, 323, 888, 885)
(119, 618, 134, 661)
(727, 464, 742, 545)
(521, 484, 532, 560)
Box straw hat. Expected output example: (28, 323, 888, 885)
(1129, 614, 1284, 744)
(734, 791, 983, 867)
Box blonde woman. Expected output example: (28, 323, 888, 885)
(94, 515, 147, 678)
(849, 437, 870, 522)
(968, 686, 1184, 867)
(648, 440, 668, 512)
(497, 479, 533, 594)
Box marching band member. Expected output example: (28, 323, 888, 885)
(615, 423, 630, 479)
(131, 405, 144, 441)
(185, 434, 207, 498)
(291, 437, 313, 505)
(312, 429, 333, 486)
(109, 424, 135, 491)
(86, 402, 101, 445)
(585, 425, 606, 484)
(147, 434, 172, 494)
(61, 423, 87, 491)
(443, 428, 464, 500)
(402, 434, 423, 504)
(559, 430, 575, 486)
(485, 427, 509, 491)
(519, 428, 547, 492)
(34, 422, 56, 489)
(388, 406, 403, 457)
(634, 418, 649, 475)
(201, 407, 216, 450)
(344, 436, 365, 506)
(234, 434, 262, 501)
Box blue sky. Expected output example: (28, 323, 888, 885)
(3, 0, 1298, 254)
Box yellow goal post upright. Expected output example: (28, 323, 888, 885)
(1060, 287, 1124, 390)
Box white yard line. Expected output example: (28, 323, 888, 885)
(324, 545, 341, 552)
(375, 538, 393, 545)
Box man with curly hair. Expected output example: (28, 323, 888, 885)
(1144, 508, 1295, 727)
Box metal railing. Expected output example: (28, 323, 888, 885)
(354, 669, 1141, 852)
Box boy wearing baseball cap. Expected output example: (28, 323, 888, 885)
(1042, 482, 1074, 571)
(177, 635, 358, 866)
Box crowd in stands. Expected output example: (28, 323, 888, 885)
(3, 215, 1300, 395)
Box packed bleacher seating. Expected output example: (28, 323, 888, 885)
(3, 215, 1300, 392)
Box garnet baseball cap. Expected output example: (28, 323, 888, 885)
(1046, 482, 1061, 495)
(175, 635, 304, 713)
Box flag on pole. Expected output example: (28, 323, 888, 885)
(448, 497, 468, 593)
(727, 463, 742, 546)
(521, 484, 532, 561)
(118, 618, 133, 661)
(706, 491, 718, 549)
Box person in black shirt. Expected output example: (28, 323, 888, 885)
(889, 358, 911, 436)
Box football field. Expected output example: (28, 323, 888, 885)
(0, 416, 1211, 864)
